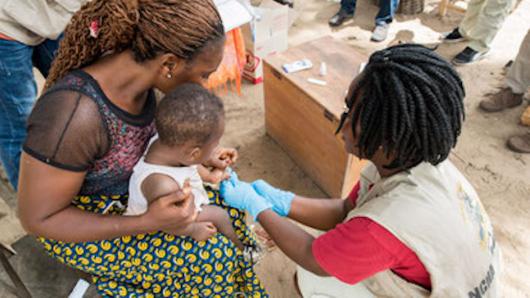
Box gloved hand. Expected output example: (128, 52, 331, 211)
(220, 171, 272, 220)
(251, 180, 295, 217)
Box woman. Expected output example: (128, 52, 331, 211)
(221, 44, 501, 297)
(17, 0, 266, 296)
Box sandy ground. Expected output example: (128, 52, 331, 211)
(1, 0, 529, 297)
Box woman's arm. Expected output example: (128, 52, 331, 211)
(18, 153, 197, 242)
(288, 195, 354, 231)
(220, 175, 334, 276)
(251, 180, 355, 231)
(258, 209, 329, 276)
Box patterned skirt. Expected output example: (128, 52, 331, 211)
(39, 188, 268, 297)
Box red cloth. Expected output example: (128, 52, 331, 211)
(0, 33, 14, 40)
(312, 182, 432, 290)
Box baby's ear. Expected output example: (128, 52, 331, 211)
(190, 147, 202, 161)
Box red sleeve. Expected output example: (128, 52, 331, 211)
(347, 181, 361, 206)
(312, 217, 397, 285)
(312, 217, 432, 289)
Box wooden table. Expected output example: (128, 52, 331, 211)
(263, 36, 368, 198)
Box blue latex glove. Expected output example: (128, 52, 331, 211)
(251, 180, 295, 217)
(220, 171, 272, 221)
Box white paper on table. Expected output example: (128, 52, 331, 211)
(214, 0, 253, 32)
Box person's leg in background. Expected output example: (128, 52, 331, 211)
(480, 29, 530, 113)
(441, 0, 485, 44)
(478, 29, 530, 153)
(505, 30, 530, 96)
(0, 39, 36, 189)
(329, 0, 356, 27)
(458, 0, 486, 39)
(452, 0, 515, 65)
(371, 0, 400, 42)
(0, 36, 61, 189)
(33, 36, 62, 78)
(504, 30, 530, 153)
(509, 106, 530, 153)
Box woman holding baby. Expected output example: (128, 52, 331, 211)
(18, 1, 501, 298)
(17, 0, 266, 296)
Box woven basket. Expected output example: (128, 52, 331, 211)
(397, 0, 424, 14)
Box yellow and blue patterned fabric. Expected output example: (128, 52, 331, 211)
(39, 188, 268, 297)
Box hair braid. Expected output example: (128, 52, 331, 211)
(344, 44, 465, 169)
(46, 0, 224, 88)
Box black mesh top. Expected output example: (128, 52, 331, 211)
(23, 70, 157, 196)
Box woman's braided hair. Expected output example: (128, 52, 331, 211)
(46, 0, 224, 88)
(341, 44, 465, 169)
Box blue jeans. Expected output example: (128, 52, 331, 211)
(0, 37, 61, 189)
(341, 0, 400, 25)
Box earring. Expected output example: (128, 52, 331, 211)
(166, 73, 172, 79)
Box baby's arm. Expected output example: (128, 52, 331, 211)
(141, 175, 217, 241)
(141, 173, 184, 204)
(198, 148, 238, 184)
(197, 165, 230, 184)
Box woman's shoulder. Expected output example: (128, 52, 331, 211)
(24, 77, 109, 172)
(43, 70, 103, 102)
(32, 77, 103, 131)
(45, 69, 156, 128)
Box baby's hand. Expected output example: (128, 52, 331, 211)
(198, 163, 232, 185)
(205, 147, 238, 171)
(190, 222, 217, 242)
(219, 149, 238, 166)
(203, 168, 231, 184)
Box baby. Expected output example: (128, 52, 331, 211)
(125, 83, 243, 250)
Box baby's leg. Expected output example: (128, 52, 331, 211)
(198, 205, 244, 250)
(168, 222, 217, 242)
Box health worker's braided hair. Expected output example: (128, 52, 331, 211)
(338, 44, 465, 169)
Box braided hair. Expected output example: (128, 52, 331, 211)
(337, 44, 465, 169)
(46, 0, 224, 88)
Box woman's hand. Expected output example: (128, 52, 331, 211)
(204, 147, 238, 170)
(219, 171, 272, 220)
(142, 180, 198, 231)
(251, 180, 295, 217)
(18, 153, 171, 242)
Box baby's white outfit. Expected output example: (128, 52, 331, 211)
(125, 141, 209, 216)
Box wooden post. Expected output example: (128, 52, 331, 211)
(439, 0, 449, 16)
(439, 0, 467, 16)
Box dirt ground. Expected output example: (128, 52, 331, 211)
(1, 0, 529, 297)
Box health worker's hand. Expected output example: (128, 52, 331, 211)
(252, 180, 295, 217)
(220, 171, 272, 220)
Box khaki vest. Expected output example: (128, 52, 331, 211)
(0, 0, 87, 45)
(346, 161, 501, 298)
